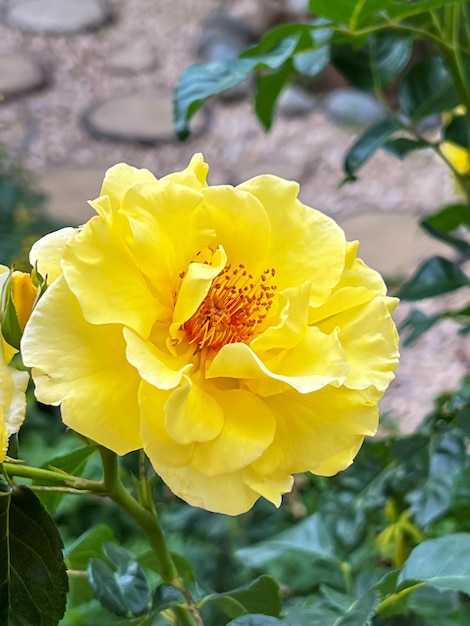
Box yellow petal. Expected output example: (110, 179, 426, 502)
(29, 227, 77, 283)
(309, 242, 387, 324)
(164, 375, 225, 445)
(189, 387, 276, 476)
(172, 246, 227, 328)
(151, 463, 260, 515)
(62, 216, 158, 336)
(124, 327, 192, 390)
(0, 330, 28, 440)
(21, 277, 142, 454)
(161, 153, 209, 189)
(207, 326, 348, 394)
(251, 282, 310, 353)
(201, 185, 271, 269)
(252, 385, 378, 476)
(98, 162, 157, 218)
(243, 467, 294, 507)
(318, 297, 399, 392)
(139, 381, 195, 468)
(238, 175, 347, 303)
(121, 180, 210, 287)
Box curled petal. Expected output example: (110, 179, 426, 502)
(164, 375, 225, 445)
(238, 175, 347, 303)
(152, 463, 260, 515)
(29, 227, 77, 284)
(207, 327, 349, 394)
(124, 328, 192, 391)
(21, 277, 142, 454)
(161, 153, 209, 189)
(98, 162, 157, 218)
(63, 217, 158, 336)
(252, 386, 378, 477)
(189, 387, 276, 476)
(201, 185, 271, 270)
(0, 331, 28, 452)
(172, 246, 227, 329)
(318, 297, 399, 392)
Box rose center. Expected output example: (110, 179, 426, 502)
(183, 264, 277, 351)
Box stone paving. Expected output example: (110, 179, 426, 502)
(0, 0, 468, 430)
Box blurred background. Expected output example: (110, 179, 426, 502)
(0, 0, 468, 431)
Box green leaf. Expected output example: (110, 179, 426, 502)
(397, 256, 470, 300)
(293, 20, 332, 78)
(38, 444, 97, 513)
(384, 137, 429, 159)
(175, 35, 302, 139)
(226, 616, 283, 626)
(398, 57, 460, 122)
(203, 575, 281, 619)
(65, 525, 117, 609)
(152, 583, 184, 613)
(137, 549, 194, 584)
(236, 513, 344, 592)
(420, 204, 470, 258)
(343, 118, 401, 181)
(0, 485, 68, 626)
(65, 524, 117, 570)
(308, 0, 393, 29)
(388, 0, 469, 20)
(255, 63, 294, 131)
(88, 542, 152, 617)
(407, 432, 466, 526)
(398, 534, 470, 594)
(293, 44, 331, 77)
(332, 32, 413, 91)
(332, 590, 379, 625)
(282, 590, 379, 625)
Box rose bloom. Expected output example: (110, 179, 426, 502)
(0, 267, 31, 462)
(21, 155, 399, 514)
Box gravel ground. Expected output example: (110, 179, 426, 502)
(0, 0, 468, 431)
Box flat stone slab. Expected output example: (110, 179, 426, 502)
(338, 212, 451, 278)
(106, 42, 157, 74)
(0, 52, 45, 96)
(41, 167, 104, 225)
(82, 94, 209, 143)
(7, 0, 111, 34)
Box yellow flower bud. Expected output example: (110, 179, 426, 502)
(0, 268, 39, 349)
(11, 273, 38, 332)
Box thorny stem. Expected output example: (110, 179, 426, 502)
(3, 452, 204, 625)
(99, 448, 203, 626)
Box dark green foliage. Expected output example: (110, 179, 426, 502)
(0, 484, 68, 626)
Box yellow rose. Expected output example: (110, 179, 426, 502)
(0, 267, 30, 462)
(21, 155, 399, 514)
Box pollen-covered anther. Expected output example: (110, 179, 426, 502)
(183, 263, 277, 351)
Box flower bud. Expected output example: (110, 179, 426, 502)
(1, 269, 39, 350)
